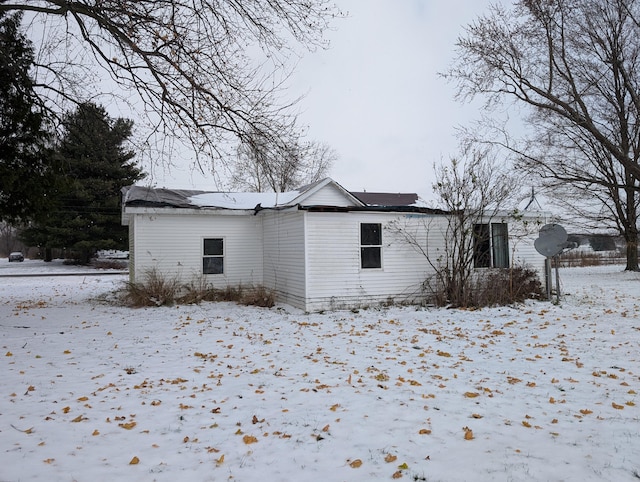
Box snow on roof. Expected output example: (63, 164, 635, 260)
(188, 190, 301, 209)
(122, 185, 303, 210)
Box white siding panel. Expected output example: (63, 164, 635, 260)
(494, 213, 549, 279)
(130, 212, 263, 287)
(304, 212, 447, 311)
(302, 184, 359, 206)
(510, 224, 548, 278)
(262, 211, 306, 308)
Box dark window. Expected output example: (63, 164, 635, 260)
(473, 224, 491, 268)
(473, 223, 509, 268)
(361, 223, 382, 269)
(203, 238, 224, 274)
(491, 223, 509, 268)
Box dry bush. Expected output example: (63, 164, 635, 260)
(124, 268, 180, 307)
(426, 265, 543, 308)
(124, 271, 275, 308)
(241, 285, 276, 308)
(473, 266, 543, 307)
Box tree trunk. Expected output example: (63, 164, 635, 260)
(625, 229, 639, 271)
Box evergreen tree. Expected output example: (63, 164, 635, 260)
(22, 103, 145, 263)
(0, 12, 53, 222)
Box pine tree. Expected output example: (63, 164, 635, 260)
(0, 12, 53, 222)
(22, 103, 145, 263)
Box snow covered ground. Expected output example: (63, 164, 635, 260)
(1, 262, 639, 481)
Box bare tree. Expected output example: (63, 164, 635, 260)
(391, 148, 531, 307)
(229, 127, 335, 192)
(0, 1, 341, 171)
(445, 0, 640, 271)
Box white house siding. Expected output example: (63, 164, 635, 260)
(128, 210, 263, 287)
(493, 213, 549, 278)
(301, 184, 360, 207)
(128, 221, 135, 283)
(303, 211, 447, 311)
(261, 210, 307, 308)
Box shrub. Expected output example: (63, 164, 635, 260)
(474, 266, 543, 307)
(123, 270, 275, 308)
(241, 285, 276, 308)
(93, 259, 128, 270)
(124, 268, 180, 307)
(425, 265, 543, 309)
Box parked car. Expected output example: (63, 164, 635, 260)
(8, 252, 24, 262)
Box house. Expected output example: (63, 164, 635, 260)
(121, 178, 548, 311)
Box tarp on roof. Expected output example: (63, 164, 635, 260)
(122, 186, 206, 208)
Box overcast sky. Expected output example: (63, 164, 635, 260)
(157, 1, 500, 200)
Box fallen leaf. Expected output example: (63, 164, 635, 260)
(243, 435, 258, 444)
(119, 422, 137, 430)
(385, 454, 398, 463)
(392, 471, 403, 479)
(464, 392, 480, 398)
(129, 456, 139, 465)
(612, 402, 625, 410)
(349, 459, 363, 468)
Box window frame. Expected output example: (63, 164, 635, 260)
(203, 237, 224, 275)
(360, 222, 382, 269)
(473, 222, 509, 269)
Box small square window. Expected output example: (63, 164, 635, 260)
(203, 238, 224, 274)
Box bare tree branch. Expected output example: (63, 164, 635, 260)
(445, 0, 640, 270)
(1, 1, 341, 172)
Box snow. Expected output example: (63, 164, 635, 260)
(1, 262, 639, 481)
(188, 191, 301, 209)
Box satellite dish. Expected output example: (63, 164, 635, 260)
(535, 223, 568, 257)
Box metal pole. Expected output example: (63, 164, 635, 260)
(554, 255, 561, 303)
(545, 257, 552, 301)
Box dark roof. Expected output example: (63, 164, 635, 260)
(122, 186, 207, 208)
(350, 192, 419, 206)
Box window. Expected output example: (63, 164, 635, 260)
(361, 223, 382, 269)
(473, 223, 509, 268)
(203, 238, 224, 274)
